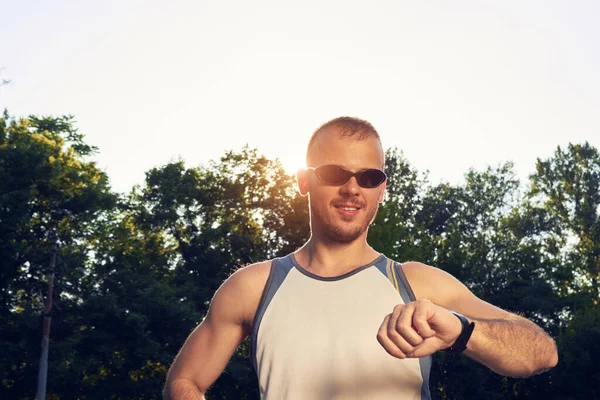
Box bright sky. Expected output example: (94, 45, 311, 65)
(2, 0, 599, 193)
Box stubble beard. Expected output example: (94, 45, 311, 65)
(311, 201, 379, 244)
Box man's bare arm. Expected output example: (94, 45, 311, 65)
(463, 311, 557, 377)
(163, 262, 270, 399)
(401, 262, 558, 377)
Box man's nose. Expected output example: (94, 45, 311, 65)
(339, 176, 360, 195)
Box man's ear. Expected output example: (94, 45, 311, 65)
(378, 180, 386, 203)
(296, 168, 310, 196)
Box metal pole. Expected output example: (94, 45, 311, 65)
(36, 235, 57, 400)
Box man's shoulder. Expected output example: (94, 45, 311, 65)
(397, 260, 464, 303)
(399, 260, 435, 278)
(223, 259, 274, 296)
(219, 260, 275, 326)
(233, 259, 273, 286)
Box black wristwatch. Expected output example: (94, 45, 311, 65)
(443, 311, 475, 354)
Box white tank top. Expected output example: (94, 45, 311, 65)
(251, 254, 432, 400)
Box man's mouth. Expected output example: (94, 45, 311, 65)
(334, 203, 363, 215)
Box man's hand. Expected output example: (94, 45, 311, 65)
(376, 299, 463, 359)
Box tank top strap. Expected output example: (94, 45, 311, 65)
(374, 257, 432, 400)
(374, 257, 417, 305)
(250, 256, 294, 373)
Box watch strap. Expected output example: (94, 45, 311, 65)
(443, 310, 475, 354)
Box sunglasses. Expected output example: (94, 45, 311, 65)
(307, 165, 387, 189)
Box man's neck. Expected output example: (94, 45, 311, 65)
(294, 236, 381, 278)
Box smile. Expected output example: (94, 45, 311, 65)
(334, 205, 361, 215)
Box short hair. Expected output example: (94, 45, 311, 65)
(306, 116, 382, 165)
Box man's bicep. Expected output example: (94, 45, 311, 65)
(166, 279, 248, 393)
(404, 262, 513, 320)
(445, 289, 514, 320)
(431, 270, 517, 320)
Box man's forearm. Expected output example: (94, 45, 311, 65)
(463, 315, 558, 377)
(163, 379, 205, 400)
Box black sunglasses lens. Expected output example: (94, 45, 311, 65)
(356, 170, 386, 188)
(316, 165, 352, 185)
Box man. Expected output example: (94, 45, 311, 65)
(163, 117, 558, 399)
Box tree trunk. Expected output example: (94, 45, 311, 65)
(36, 237, 57, 400)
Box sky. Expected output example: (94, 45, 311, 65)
(2, 0, 599, 193)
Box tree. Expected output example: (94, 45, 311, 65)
(523, 143, 600, 398)
(529, 142, 600, 302)
(0, 113, 115, 398)
(4, 115, 598, 399)
(369, 147, 429, 262)
(128, 147, 309, 398)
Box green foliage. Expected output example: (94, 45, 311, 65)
(0, 113, 113, 304)
(123, 148, 309, 399)
(530, 143, 600, 302)
(0, 113, 116, 399)
(549, 306, 600, 399)
(2, 110, 599, 399)
(369, 147, 428, 262)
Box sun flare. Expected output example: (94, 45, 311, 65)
(273, 148, 306, 177)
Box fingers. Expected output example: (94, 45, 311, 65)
(377, 300, 438, 359)
(412, 302, 436, 339)
(377, 314, 408, 359)
(396, 304, 426, 346)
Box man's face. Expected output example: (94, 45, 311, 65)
(301, 129, 386, 243)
